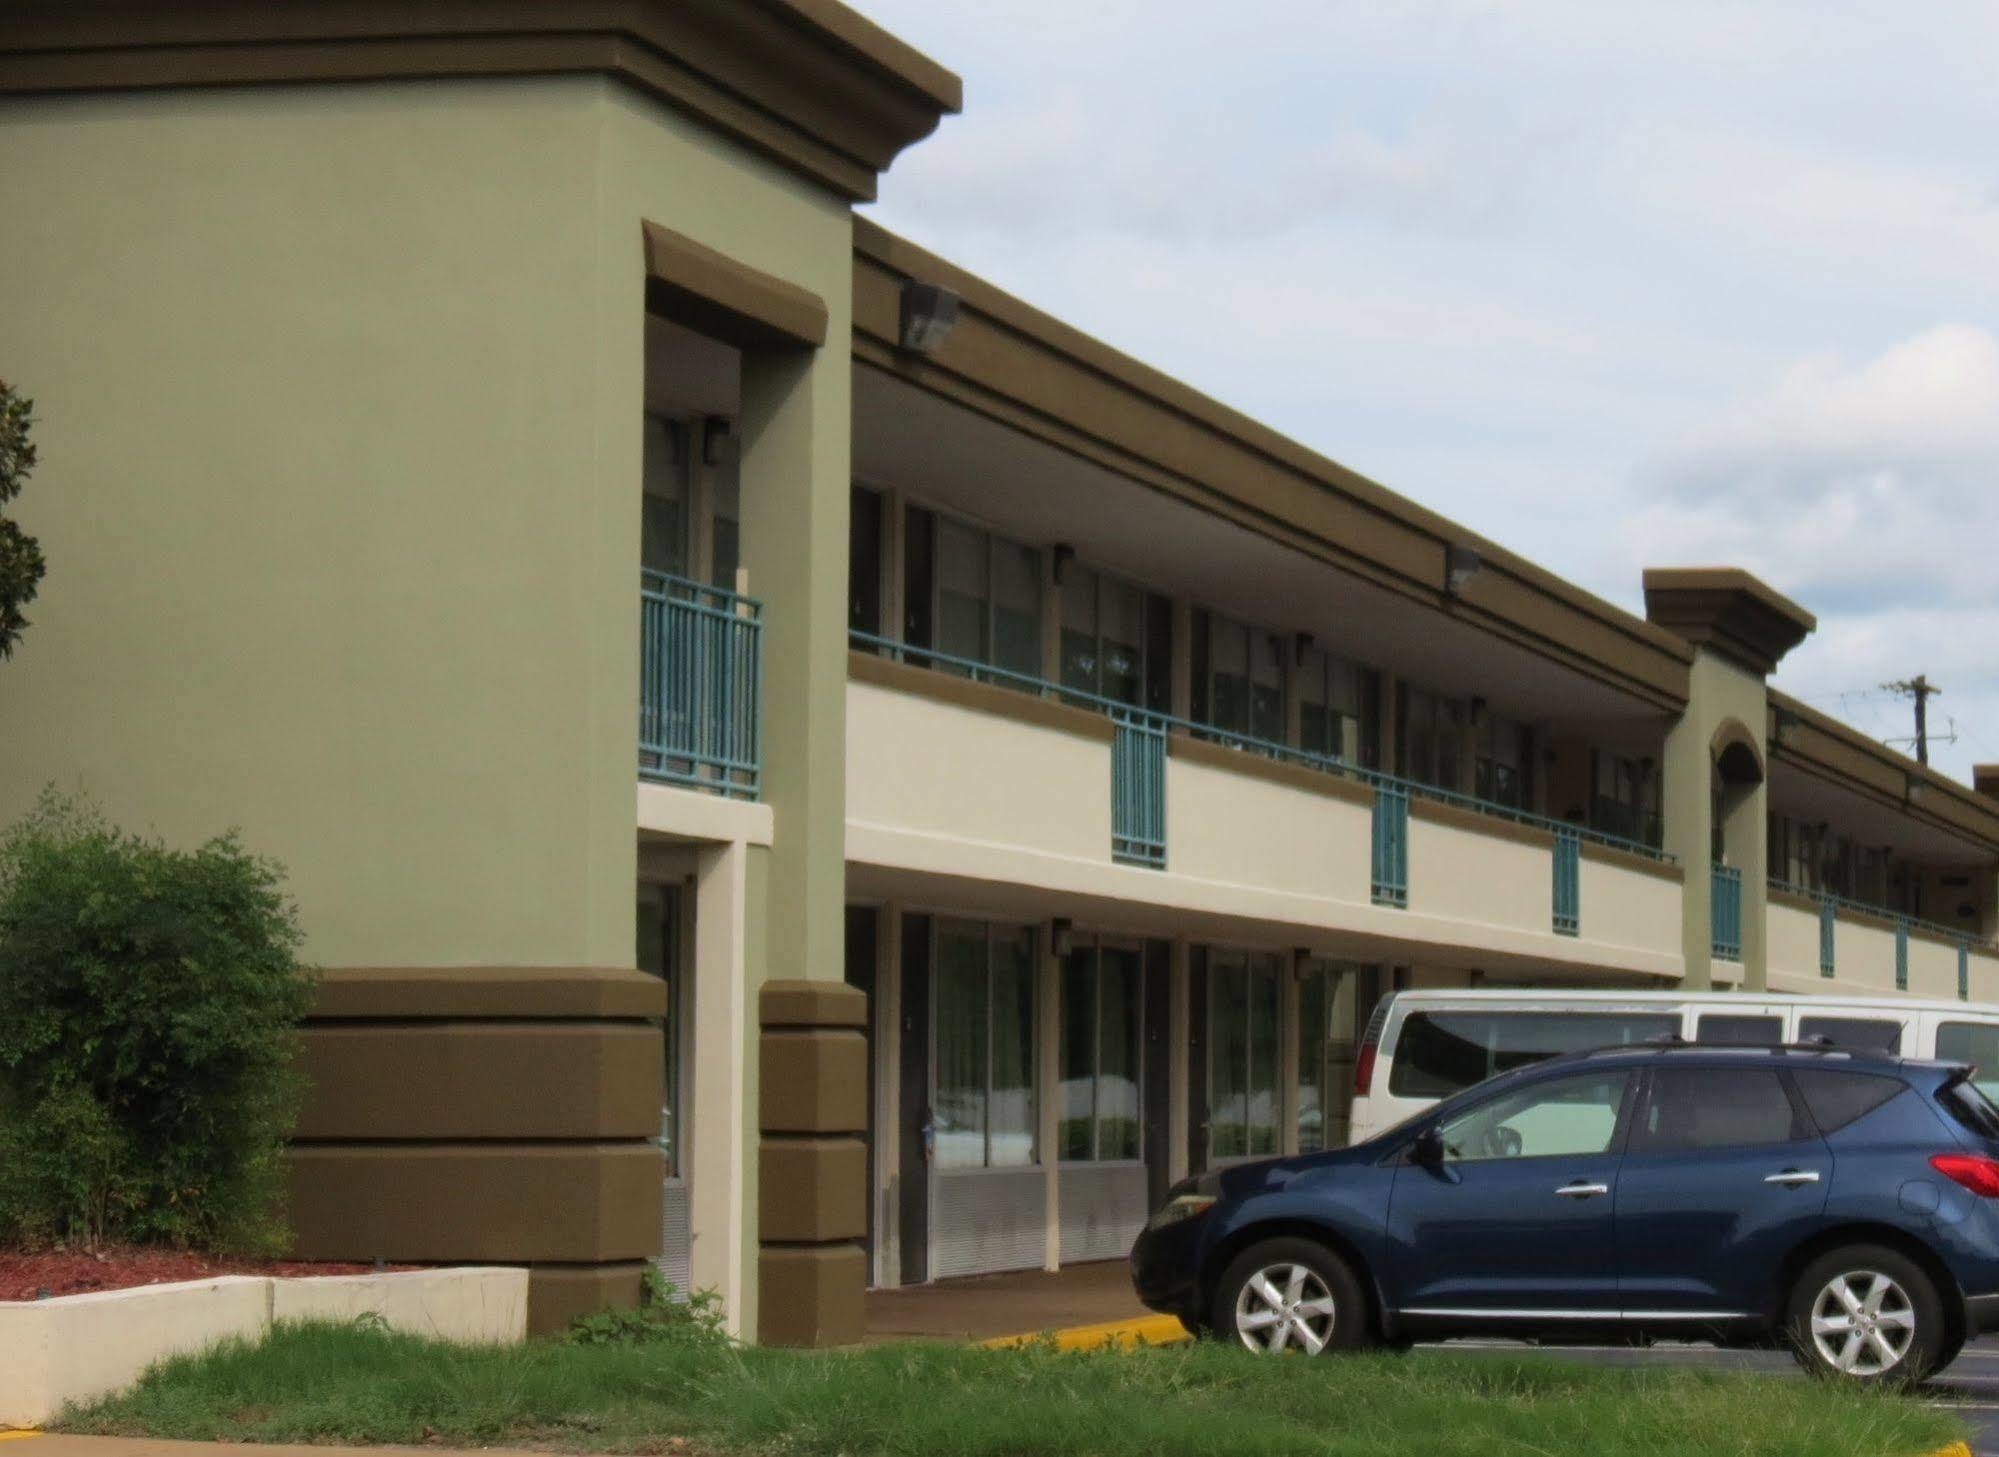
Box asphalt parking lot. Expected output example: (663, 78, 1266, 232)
(1449, 1334, 1999, 1454)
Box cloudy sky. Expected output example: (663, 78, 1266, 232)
(849, 0, 1999, 783)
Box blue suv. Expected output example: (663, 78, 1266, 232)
(1130, 1042, 1999, 1383)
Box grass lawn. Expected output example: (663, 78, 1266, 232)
(63, 1321, 1964, 1457)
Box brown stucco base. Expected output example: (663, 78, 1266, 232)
(528, 1262, 650, 1336)
(758, 979, 868, 1347)
(289, 966, 668, 1336)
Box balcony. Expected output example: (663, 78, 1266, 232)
(1767, 880, 1999, 1000)
(844, 633, 1683, 974)
(638, 570, 762, 800)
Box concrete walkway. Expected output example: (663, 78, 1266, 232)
(863, 1259, 1150, 1343)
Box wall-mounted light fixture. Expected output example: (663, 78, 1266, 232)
(1292, 946, 1314, 979)
(1907, 774, 1929, 805)
(1444, 543, 1482, 597)
(1051, 542, 1076, 586)
(700, 415, 733, 467)
(1050, 917, 1074, 958)
(899, 280, 960, 356)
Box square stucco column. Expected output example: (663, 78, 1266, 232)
(739, 324, 856, 1344)
(1648, 569, 1816, 993)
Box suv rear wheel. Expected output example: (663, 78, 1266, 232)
(1786, 1244, 1945, 1386)
(1209, 1237, 1369, 1355)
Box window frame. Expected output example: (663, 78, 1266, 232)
(1060, 562, 1169, 712)
(931, 918, 1039, 1171)
(1058, 936, 1145, 1163)
(1429, 1068, 1638, 1164)
(1206, 948, 1284, 1161)
(1297, 645, 1378, 768)
(1630, 1063, 1814, 1155)
(1192, 608, 1286, 746)
(903, 502, 1043, 681)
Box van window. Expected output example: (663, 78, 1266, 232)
(1792, 1069, 1905, 1135)
(1936, 1022, 1999, 1101)
(1386, 1011, 1679, 1099)
(1798, 1016, 1902, 1053)
(1696, 1014, 1781, 1045)
(1633, 1067, 1807, 1152)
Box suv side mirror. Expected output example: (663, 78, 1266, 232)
(1412, 1127, 1445, 1169)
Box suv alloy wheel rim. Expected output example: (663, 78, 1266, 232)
(1233, 1263, 1337, 1353)
(1809, 1270, 1916, 1375)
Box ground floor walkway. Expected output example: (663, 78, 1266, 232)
(863, 1260, 1148, 1343)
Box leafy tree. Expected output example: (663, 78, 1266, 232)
(0, 378, 45, 659)
(0, 789, 315, 1252)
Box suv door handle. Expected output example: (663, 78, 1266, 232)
(1764, 1169, 1821, 1186)
(1555, 1181, 1609, 1198)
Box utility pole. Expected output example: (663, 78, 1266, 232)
(1883, 675, 1942, 765)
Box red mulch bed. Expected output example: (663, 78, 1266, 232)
(0, 1246, 420, 1301)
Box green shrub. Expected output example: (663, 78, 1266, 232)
(0, 788, 313, 1252)
(563, 1267, 730, 1348)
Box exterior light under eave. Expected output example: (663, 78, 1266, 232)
(899, 280, 960, 356)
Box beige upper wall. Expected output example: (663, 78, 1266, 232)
(0, 75, 853, 969)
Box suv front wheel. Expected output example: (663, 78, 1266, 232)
(1210, 1237, 1369, 1355)
(1786, 1244, 1945, 1386)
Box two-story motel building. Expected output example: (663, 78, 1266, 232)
(6, 0, 1999, 1346)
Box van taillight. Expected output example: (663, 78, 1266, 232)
(1932, 1153, 1999, 1197)
(1354, 1043, 1377, 1097)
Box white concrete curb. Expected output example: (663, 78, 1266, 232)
(0, 1265, 527, 1429)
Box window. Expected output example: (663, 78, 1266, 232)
(1798, 1016, 1902, 1053)
(1634, 1067, 1807, 1152)
(1769, 813, 1822, 891)
(709, 433, 741, 590)
(1208, 950, 1282, 1158)
(1936, 1022, 1999, 1101)
(1475, 712, 1532, 809)
(1697, 1014, 1782, 1045)
(1298, 647, 1377, 767)
(642, 415, 692, 578)
(1792, 1069, 1906, 1135)
(1060, 565, 1170, 711)
(1940, 1079, 1999, 1141)
(934, 921, 1037, 1170)
(1192, 611, 1284, 744)
(1400, 686, 1466, 793)
(1387, 1010, 1679, 1099)
(849, 485, 883, 634)
(1059, 941, 1142, 1161)
(1437, 1071, 1632, 1162)
(904, 506, 1041, 679)
(1590, 750, 1662, 849)
(636, 882, 681, 1177)
(1296, 962, 1353, 1153)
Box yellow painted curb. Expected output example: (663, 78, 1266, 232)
(0, 1433, 43, 1442)
(983, 1312, 1190, 1352)
(1922, 1445, 1971, 1457)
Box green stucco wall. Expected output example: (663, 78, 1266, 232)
(0, 76, 852, 975)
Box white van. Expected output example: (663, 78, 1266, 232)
(1348, 988, 1999, 1144)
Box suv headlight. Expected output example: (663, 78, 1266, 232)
(1145, 1192, 1218, 1232)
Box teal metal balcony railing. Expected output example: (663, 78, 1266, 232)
(1711, 864, 1743, 961)
(849, 630, 1675, 902)
(1371, 784, 1409, 908)
(1769, 878, 1988, 992)
(1552, 828, 1581, 937)
(640, 569, 762, 800)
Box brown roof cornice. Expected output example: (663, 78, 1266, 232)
(0, 0, 962, 202)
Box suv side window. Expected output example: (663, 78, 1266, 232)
(1633, 1066, 1808, 1152)
(1791, 1068, 1905, 1134)
(1435, 1070, 1632, 1162)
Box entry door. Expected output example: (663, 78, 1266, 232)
(1616, 1066, 1831, 1316)
(1385, 1068, 1633, 1316)
(843, 907, 878, 1273)
(1142, 941, 1172, 1209)
(897, 912, 931, 1286)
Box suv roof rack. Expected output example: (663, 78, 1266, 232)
(1585, 1036, 1886, 1060)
